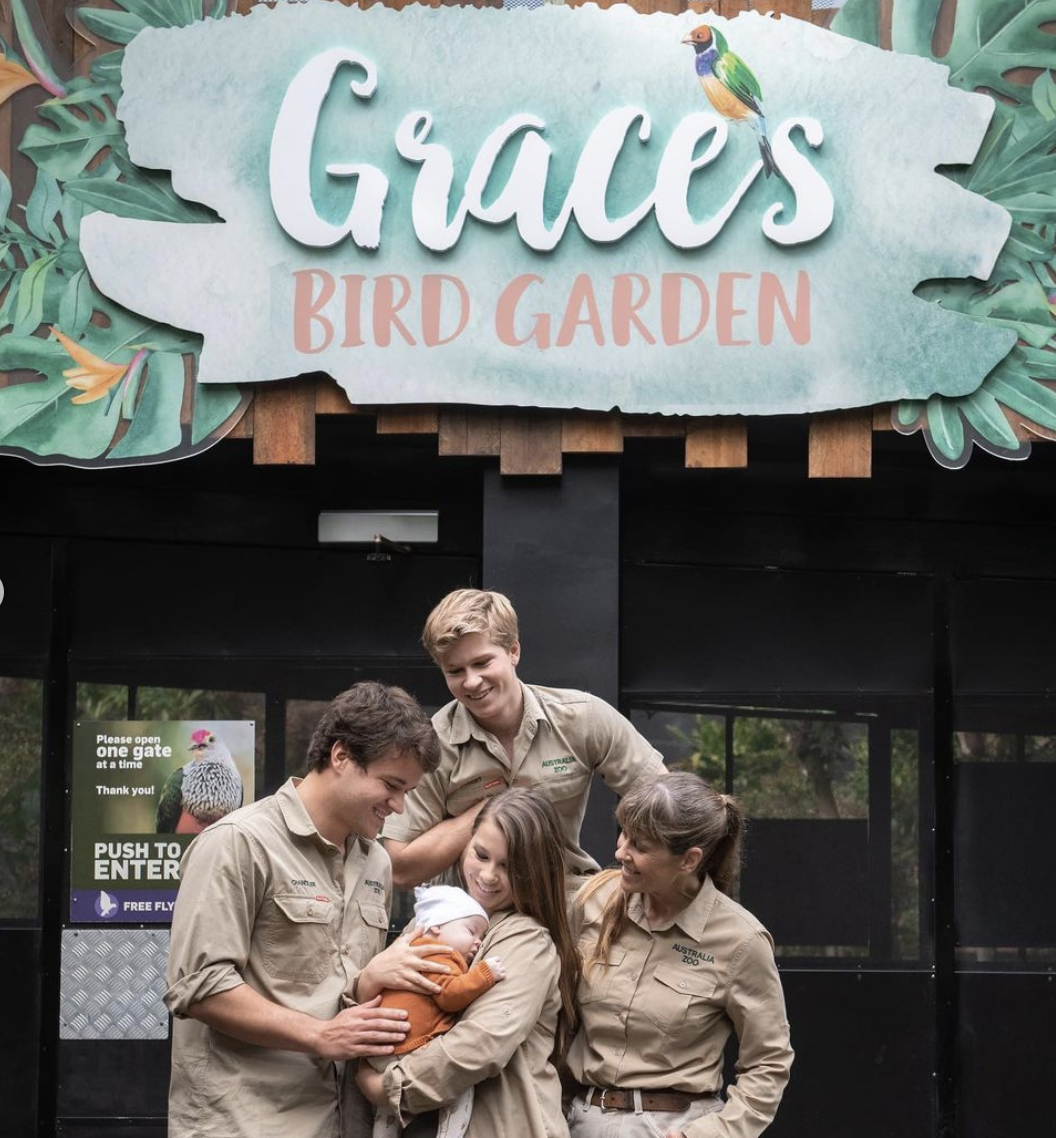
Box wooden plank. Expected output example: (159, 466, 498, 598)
(315, 374, 356, 414)
(562, 412, 624, 454)
(872, 404, 895, 431)
(438, 409, 470, 456)
(227, 402, 254, 440)
(808, 410, 873, 478)
(376, 406, 440, 434)
(252, 380, 316, 464)
(685, 418, 748, 468)
(500, 414, 562, 475)
(466, 410, 501, 455)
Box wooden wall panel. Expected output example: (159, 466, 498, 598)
(808, 410, 873, 478)
(685, 418, 748, 468)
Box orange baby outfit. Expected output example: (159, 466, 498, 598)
(379, 935, 498, 1055)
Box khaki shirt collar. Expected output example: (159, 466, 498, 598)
(627, 873, 718, 940)
(442, 681, 550, 746)
(277, 776, 372, 855)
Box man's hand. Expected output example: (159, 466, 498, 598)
(355, 928, 456, 1001)
(314, 996, 410, 1060)
(355, 1060, 389, 1106)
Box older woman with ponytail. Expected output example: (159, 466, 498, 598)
(566, 772, 792, 1138)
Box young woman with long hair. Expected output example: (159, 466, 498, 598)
(357, 787, 581, 1138)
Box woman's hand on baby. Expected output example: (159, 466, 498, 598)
(484, 955, 506, 981)
(357, 927, 455, 998)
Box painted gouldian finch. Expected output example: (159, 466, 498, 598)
(156, 728, 243, 834)
(682, 23, 778, 179)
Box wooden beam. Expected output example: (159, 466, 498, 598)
(500, 414, 562, 475)
(685, 418, 748, 468)
(376, 406, 440, 434)
(315, 375, 356, 414)
(808, 410, 873, 478)
(562, 412, 624, 454)
(252, 380, 316, 464)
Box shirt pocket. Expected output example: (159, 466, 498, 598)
(643, 961, 718, 1035)
(261, 893, 335, 983)
(447, 774, 507, 817)
(356, 899, 390, 954)
(538, 764, 591, 806)
(577, 942, 626, 1004)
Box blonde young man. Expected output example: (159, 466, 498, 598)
(383, 589, 666, 890)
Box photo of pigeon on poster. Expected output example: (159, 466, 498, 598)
(156, 727, 244, 834)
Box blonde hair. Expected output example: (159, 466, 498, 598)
(422, 589, 519, 663)
(577, 772, 743, 978)
(467, 788, 581, 1063)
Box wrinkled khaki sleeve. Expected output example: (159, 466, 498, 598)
(382, 920, 556, 1117)
(164, 824, 261, 1016)
(684, 932, 794, 1138)
(586, 696, 667, 793)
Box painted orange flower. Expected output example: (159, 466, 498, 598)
(51, 327, 130, 405)
(0, 57, 37, 107)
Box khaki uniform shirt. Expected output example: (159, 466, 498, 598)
(383, 683, 666, 876)
(382, 910, 567, 1138)
(165, 778, 392, 1138)
(567, 873, 793, 1138)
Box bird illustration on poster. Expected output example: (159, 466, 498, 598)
(156, 727, 244, 834)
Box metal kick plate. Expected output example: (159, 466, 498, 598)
(60, 928, 170, 1040)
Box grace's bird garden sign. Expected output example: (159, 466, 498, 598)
(1, 0, 1055, 469)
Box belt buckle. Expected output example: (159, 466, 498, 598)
(598, 1089, 613, 1111)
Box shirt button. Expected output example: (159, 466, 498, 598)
(679, 981, 687, 989)
(307, 905, 315, 915)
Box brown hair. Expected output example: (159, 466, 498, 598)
(422, 588, 519, 663)
(467, 788, 581, 1062)
(577, 772, 743, 977)
(306, 682, 440, 774)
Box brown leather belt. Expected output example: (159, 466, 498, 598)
(581, 1086, 708, 1113)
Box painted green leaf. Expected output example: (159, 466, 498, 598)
(894, 399, 925, 429)
(12, 252, 57, 334)
(20, 95, 124, 181)
(24, 169, 62, 245)
(945, 0, 1056, 104)
(0, 335, 122, 460)
(1001, 223, 1054, 263)
(115, 0, 204, 29)
(925, 396, 966, 462)
(0, 168, 11, 227)
(108, 351, 185, 459)
(960, 387, 1023, 450)
(1004, 344, 1056, 380)
(987, 371, 1056, 430)
(58, 269, 95, 338)
(90, 51, 123, 84)
(65, 165, 217, 225)
(191, 381, 244, 446)
(60, 187, 87, 242)
(1032, 71, 1056, 120)
(9, 0, 67, 98)
(77, 8, 149, 46)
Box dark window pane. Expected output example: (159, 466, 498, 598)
(629, 708, 726, 783)
(0, 677, 43, 920)
(734, 716, 868, 820)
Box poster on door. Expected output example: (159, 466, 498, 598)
(70, 720, 255, 923)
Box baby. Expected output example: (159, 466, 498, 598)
(364, 884, 506, 1138)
